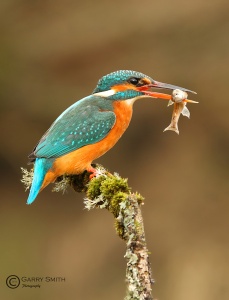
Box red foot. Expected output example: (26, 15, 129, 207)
(87, 166, 97, 179)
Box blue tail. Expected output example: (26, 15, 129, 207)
(27, 158, 53, 205)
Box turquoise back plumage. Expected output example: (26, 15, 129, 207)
(29, 96, 116, 160)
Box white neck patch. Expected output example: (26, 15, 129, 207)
(94, 90, 147, 106)
(94, 89, 115, 97)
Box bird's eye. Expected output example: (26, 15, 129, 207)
(128, 77, 140, 85)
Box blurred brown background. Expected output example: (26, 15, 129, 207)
(0, 0, 228, 299)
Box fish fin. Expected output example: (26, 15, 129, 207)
(181, 106, 190, 118)
(167, 100, 174, 107)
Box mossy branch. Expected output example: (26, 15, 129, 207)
(21, 164, 154, 299)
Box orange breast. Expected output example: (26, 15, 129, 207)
(41, 101, 133, 190)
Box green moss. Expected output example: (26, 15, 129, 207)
(86, 175, 106, 199)
(114, 219, 125, 239)
(134, 192, 145, 204)
(100, 176, 130, 200)
(109, 191, 127, 217)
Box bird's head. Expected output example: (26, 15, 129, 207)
(93, 70, 196, 103)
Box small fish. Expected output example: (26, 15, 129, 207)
(164, 101, 189, 134)
(164, 89, 198, 134)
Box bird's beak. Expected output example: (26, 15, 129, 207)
(137, 80, 197, 103)
(149, 80, 197, 94)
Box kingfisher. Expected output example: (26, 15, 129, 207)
(27, 70, 195, 204)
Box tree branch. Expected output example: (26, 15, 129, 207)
(68, 165, 154, 300)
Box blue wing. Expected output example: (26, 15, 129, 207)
(30, 96, 116, 159)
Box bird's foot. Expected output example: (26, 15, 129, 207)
(87, 165, 110, 179)
(87, 166, 98, 179)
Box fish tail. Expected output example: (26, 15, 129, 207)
(163, 124, 179, 135)
(27, 158, 53, 205)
